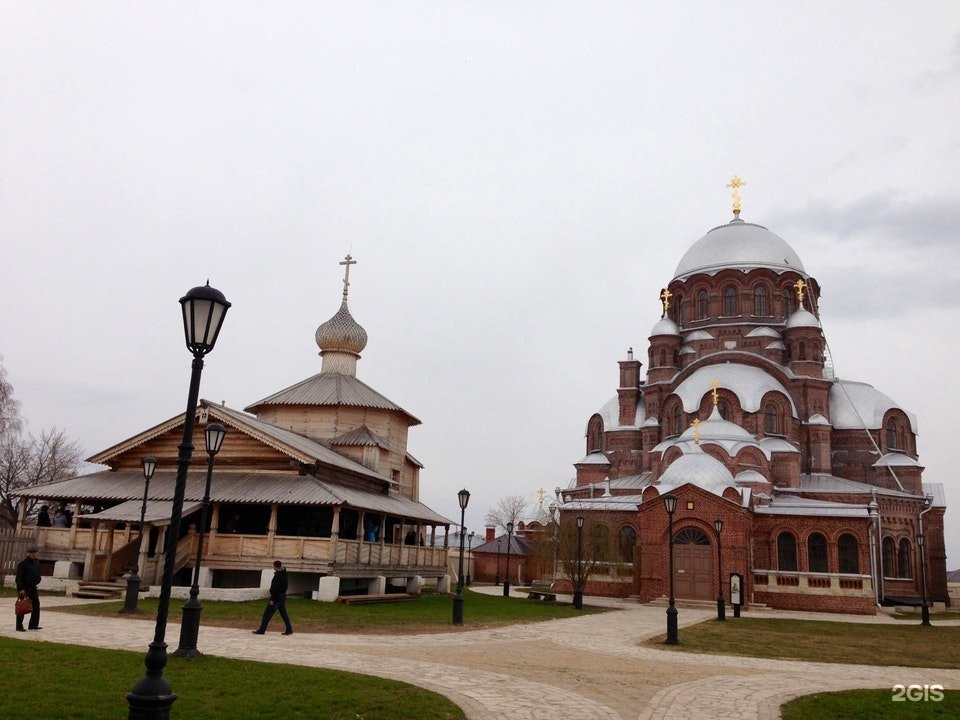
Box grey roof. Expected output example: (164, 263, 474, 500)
(473, 534, 533, 555)
(873, 452, 922, 468)
(329, 425, 391, 450)
(746, 326, 781, 339)
(756, 495, 869, 518)
(785, 308, 821, 329)
(924, 483, 946, 508)
(245, 372, 421, 425)
(830, 380, 917, 433)
(79, 500, 202, 525)
(558, 496, 645, 512)
(13, 470, 451, 524)
(576, 452, 610, 466)
(795, 474, 918, 499)
(673, 218, 805, 280)
(673, 363, 798, 415)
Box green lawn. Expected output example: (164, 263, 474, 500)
(0, 636, 464, 719)
(782, 689, 960, 719)
(648, 617, 960, 668)
(53, 587, 603, 633)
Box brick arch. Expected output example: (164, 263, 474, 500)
(758, 390, 793, 436)
(586, 414, 604, 454)
(662, 396, 686, 438)
(733, 447, 768, 472)
(881, 409, 913, 454)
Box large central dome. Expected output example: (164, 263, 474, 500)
(673, 218, 805, 280)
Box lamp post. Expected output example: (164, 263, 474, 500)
(714, 518, 725, 621)
(174, 422, 227, 657)
(452, 488, 470, 625)
(917, 533, 931, 627)
(503, 521, 514, 597)
(467, 531, 474, 585)
(495, 538, 502, 585)
(123, 458, 157, 613)
(126, 282, 230, 719)
(663, 494, 679, 644)
(574, 515, 584, 610)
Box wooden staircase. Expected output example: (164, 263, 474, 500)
(72, 562, 147, 600)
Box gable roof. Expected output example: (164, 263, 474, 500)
(244, 372, 421, 425)
(329, 425, 391, 450)
(88, 400, 395, 486)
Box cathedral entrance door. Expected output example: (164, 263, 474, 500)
(673, 528, 713, 600)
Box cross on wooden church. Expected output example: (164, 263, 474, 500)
(340, 254, 357, 299)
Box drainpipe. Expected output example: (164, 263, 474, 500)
(868, 497, 880, 607)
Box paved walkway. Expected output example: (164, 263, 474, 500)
(3, 590, 957, 719)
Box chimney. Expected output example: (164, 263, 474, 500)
(485, 526, 496, 542)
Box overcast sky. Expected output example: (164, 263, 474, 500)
(2, 3, 959, 562)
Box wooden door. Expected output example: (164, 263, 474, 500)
(674, 527, 713, 600)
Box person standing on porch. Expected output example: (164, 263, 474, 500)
(15, 546, 42, 631)
(252, 560, 293, 635)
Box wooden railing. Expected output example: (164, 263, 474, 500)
(335, 539, 446, 568)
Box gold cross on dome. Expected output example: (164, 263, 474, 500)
(726, 175, 747, 217)
(691, 418, 701, 444)
(794, 278, 807, 305)
(340, 254, 357, 299)
(660, 288, 672, 314)
(710, 379, 720, 406)
(537, 486, 546, 507)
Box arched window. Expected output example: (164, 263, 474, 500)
(618, 526, 637, 563)
(674, 294, 684, 325)
(697, 290, 709, 320)
(723, 285, 738, 316)
(798, 341, 806, 360)
(587, 416, 604, 454)
(886, 420, 899, 450)
(590, 524, 610, 556)
(808, 533, 828, 573)
(777, 532, 798, 571)
(898, 538, 913, 578)
(764, 403, 780, 434)
(672, 405, 683, 436)
(838, 533, 859, 574)
(675, 527, 710, 545)
(659, 348, 667, 367)
(782, 287, 795, 317)
(754, 285, 768, 316)
(882, 536, 896, 577)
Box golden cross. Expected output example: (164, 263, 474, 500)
(726, 175, 747, 217)
(660, 288, 672, 314)
(340, 254, 357, 299)
(710, 379, 720, 406)
(691, 418, 701, 444)
(794, 278, 807, 305)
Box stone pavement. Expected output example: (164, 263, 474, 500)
(3, 589, 958, 719)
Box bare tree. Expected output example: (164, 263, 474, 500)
(484, 494, 530, 532)
(555, 514, 615, 591)
(0, 360, 83, 527)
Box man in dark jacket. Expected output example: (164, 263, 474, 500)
(252, 560, 293, 635)
(15, 546, 42, 631)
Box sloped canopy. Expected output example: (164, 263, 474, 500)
(78, 500, 202, 526)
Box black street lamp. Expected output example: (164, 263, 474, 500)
(574, 515, 584, 610)
(452, 488, 470, 625)
(714, 518, 725, 621)
(917, 533, 931, 627)
(467, 531, 474, 585)
(663, 494, 679, 644)
(174, 422, 227, 656)
(495, 538, 502, 585)
(502, 521, 514, 597)
(123, 458, 157, 613)
(126, 282, 230, 719)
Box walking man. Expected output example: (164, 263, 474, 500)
(15, 546, 42, 631)
(252, 560, 293, 635)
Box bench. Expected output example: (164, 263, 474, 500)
(336, 593, 416, 605)
(526, 591, 557, 602)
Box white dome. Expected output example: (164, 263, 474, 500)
(785, 308, 821, 329)
(650, 317, 680, 337)
(660, 446, 734, 490)
(674, 219, 805, 280)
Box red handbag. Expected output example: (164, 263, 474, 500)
(14, 595, 32, 616)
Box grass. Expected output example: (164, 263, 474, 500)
(647, 617, 960, 668)
(54, 587, 604, 633)
(782, 689, 960, 719)
(0, 636, 464, 719)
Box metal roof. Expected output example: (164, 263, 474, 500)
(756, 495, 869, 518)
(244, 372, 421, 425)
(79, 500, 202, 525)
(796, 474, 918, 498)
(329, 425, 391, 450)
(13, 470, 451, 524)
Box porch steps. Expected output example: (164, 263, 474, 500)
(336, 593, 416, 605)
(73, 580, 127, 600)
